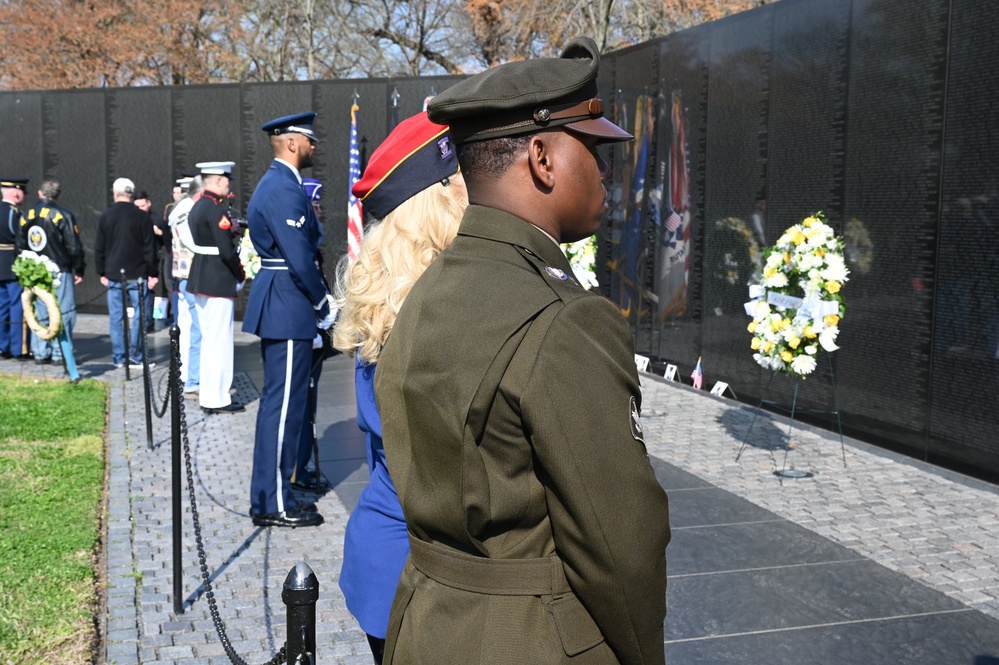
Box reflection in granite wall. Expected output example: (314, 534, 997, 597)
(600, 0, 998, 478)
(2, 0, 996, 478)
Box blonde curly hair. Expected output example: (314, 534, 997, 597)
(332, 176, 467, 363)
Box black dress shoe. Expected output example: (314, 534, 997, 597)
(291, 474, 331, 492)
(16, 353, 32, 362)
(298, 502, 318, 512)
(1, 350, 12, 359)
(35, 357, 53, 365)
(251, 509, 323, 528)
(201, 402, 245, 414)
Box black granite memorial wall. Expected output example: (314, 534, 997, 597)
(599, 0, 998, 479)
(1, 0, 996, 478)
(0, 75, 460, 317)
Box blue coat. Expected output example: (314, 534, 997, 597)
(339, 361, 409, 639)
(242, 160, 329, 340)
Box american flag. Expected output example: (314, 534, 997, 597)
(666, 210, 682, 232)
(691, 356, 703, 390)
(347, 103, 363, 262)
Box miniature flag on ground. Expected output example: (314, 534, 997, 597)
(346, 103, 364, 262)
(691, 356, 703, 390)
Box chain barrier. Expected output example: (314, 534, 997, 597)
(137, 292, 171, 419)
(172, 332, 289, 665)
(0, 283, 110, 327)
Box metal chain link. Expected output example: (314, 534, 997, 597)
(0, 284, 109, 327)
(138, 303, 171, 419)
(172, 334, 288, 665)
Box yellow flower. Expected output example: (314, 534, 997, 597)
(826, 280, 841, 294)
(781, 351, 793, 363)
(817, 248, 825, 257)
(824, 314, 840, 326)
(803, 326, 817, 339)
(763, 341, 774, 354)
(789, 337, 801, 349)
(784, 252, 792, 264)
(751, 337, 762, 350)
(747, 321, 758, 333)
(803, 216, 818, 227)
(781, 318, 791, 330)
(790, 229, 806, 245)
(771, 319, 781, 332)
(764, 266, 776, 278)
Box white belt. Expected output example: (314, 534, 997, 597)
(188, 242, 219, 256)
(261, 258, 288, 271)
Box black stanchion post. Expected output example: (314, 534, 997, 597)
(170, 324, 183, 615)
(139, 279, 154, 449)
(283, 562, 319, 664)
(121, 269, 131, 381)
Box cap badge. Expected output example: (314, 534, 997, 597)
(545, 266, 568, 281)
(438, 136, 452, 159)
(535, 108, 551, 123)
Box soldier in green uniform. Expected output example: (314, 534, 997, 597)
(374, 37, 671, 665)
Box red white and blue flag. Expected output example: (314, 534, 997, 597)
(347, 102, 364, 262)
(691, 356, 703, 390)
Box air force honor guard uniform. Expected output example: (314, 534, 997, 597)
(186, 161, 245, 413)
(243, 112, 333, 528)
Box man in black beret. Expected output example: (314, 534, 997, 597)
(375, 37, 671, 665)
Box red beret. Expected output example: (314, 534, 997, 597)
(352, 112, 458, 220)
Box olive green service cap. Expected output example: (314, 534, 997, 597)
(427, 37, 632, 144)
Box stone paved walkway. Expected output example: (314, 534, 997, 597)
(3, 313, 998, 664)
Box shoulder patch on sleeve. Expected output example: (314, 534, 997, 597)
(218, 215, 231, 230)
(630, 396, 645, 444)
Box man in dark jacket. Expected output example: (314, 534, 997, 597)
(375, 37, 670, 665)
(22, 179, 85, 364)
(95, 177, 158, 368)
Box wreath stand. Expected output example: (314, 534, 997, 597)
(735, 353, 846, 478)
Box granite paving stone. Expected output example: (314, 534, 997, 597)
(6, 313, 999, 664)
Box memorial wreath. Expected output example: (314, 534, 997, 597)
(12, 250, 62, 341)
(745, 212, 848, 377)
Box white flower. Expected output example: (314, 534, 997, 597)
(791, 354, 817, 375)
(819, 326, 840, 352)
(753, 300, 771, 321)
(821, 254, 849, 283)
(805, 344, 818, 355)
(765, 271, 789, 288)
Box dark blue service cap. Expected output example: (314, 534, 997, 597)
(0, 178, 29, 190)
(262, 112, 318, 141)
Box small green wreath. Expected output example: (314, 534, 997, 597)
(13, 251, 63, 340)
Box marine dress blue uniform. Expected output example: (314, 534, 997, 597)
(243, 136, 332, 522)
(339, 361, 409, 639)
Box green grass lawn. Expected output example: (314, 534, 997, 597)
(0, 375, 107, 664)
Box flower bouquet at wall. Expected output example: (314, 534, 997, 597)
(745, 212, 848, 377)
(12, 250, 63, 340)
(239, 230, 261, 280)
(713, 216, 763, 287)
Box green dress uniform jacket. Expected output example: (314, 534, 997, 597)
(375, 205, 671, 665)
